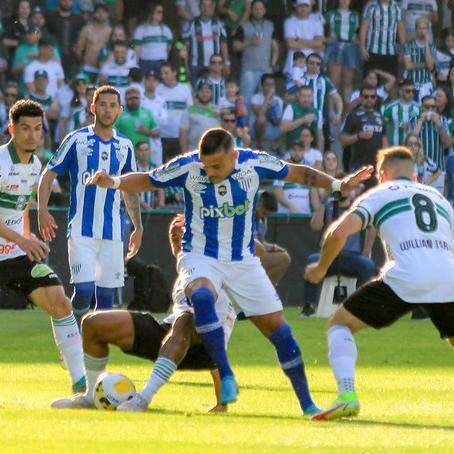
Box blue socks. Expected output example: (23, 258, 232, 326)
(190, 287, 233, 379)
(95, 287, 115, 310)
(269, 323, 315, 412)
(72, 282, 95, 327)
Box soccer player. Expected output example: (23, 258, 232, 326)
(0, 99, 86, 395)
(37, 85, 143, 326)
(52, 214, 238, 412)
(305, 146, 454, 421)
(85, 127, 372, 414)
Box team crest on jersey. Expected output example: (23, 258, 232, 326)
(218, 185, 227, 196)
(101, 151, 108, 161)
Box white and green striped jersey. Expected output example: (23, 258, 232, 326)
(403, 39, 436, 85)
(383, 99, 420, 145)
(363, 0, 402, 56)
(0, 141, 41, 262)
(353, 178, 454, 303)
(208, 76, 226, 108)
(324, 9, 360, 43)
(299, 72, 337, 120)
(419, 115, 452, 171)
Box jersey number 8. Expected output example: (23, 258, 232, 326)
(412, 194, 437, 233)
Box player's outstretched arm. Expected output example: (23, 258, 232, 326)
(285, 163, 374, 195)
(37, 168, 59, 241)
(85, 170, 156, 193)
(304, 211, 363, 284)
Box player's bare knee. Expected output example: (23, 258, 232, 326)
(49, 290, 72, 318)
(81, 312, 104, 341)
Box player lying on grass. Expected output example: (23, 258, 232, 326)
(305, 146, 454, 421)
(86, 127, 373, 415)
(0, 100, 86, 396)
(52, 215, 275, 412)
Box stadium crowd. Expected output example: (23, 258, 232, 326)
(0, 0, 452, 212)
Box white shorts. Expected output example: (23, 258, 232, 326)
(68, 236, 124, 288)
(177, 252, 283, 317)
(163, 274, 236, 345)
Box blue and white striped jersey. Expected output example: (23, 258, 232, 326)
(47, 125, 136, 240)
(149, 149, 289, 261)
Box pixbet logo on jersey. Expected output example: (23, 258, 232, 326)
(200, 200, 250, 218)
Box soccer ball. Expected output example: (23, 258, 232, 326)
(94, 372, 137, 410)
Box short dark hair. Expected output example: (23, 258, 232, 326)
(93, 85, 121, 105)
(376, 146, 414, 171)
(399, 78, 414, 88)
(299, 85, 313, 93)
(307, 52, 322, 61)
(94, 3, 109, 12)
(260, 73, 275, 86)
(160, 61, 177, 73)
(360, 83, 377, 95)
(220, 108, 236, 119)
(112, 40, 128, 50)
(421, 95, 434, 104)
(199, 128, 234, 155)
(258, 191, 277, 213)
(9, 99, 44, 124)
(135, 140, 149, 150)
(251, 0, 265, 9)
(293, 51, 305, 61)
(128, 67, 143, 82)
(38, 37, 54, 48)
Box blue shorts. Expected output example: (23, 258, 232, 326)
(325, 42, 360, 69)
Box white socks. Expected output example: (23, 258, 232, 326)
(52, 313, 86, 387)
(83, 353, 109, 403)
(139, 357, 177, 404)
(328, 325, 358, 394)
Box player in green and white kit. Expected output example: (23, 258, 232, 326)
(383, 79, 420, 146)
(305, 146, 454, 421)
(0, 100, 86, 399)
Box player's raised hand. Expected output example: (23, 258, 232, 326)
(304, 261, 326, 284)
(85, 170, 114, 188)
(340, 166, 374, 195)
(38, 208, 58, 241)
(17, 235, 50, 262)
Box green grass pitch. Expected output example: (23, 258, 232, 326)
(0, 308, 453, 453)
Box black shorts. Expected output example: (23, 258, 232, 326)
(123, 312, 216, 370)
(0, 255, 61, 297)
(344, 279, 454, 339)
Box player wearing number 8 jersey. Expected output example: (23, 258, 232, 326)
(84, 127, 373, 413)
(305, 146, 454, 421)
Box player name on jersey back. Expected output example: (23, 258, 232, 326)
(353, 178, 454, 303)
(149, 149, 289, 262)
(0, 141, 41, 261)
(47, 126, 136, 241)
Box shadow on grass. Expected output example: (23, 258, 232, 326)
(339, 418, 454, 433)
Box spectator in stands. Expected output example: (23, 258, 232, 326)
(250, 73, 283, 148)
(205, 53, 226, 108)
(317, 150, 340, 201)
(434, 85, 453, 119)
(405, 132, 440, 184)
(2, 0, 31, 56)
(220, 107, 251, 147)
(413, 94, 454, 193)
(233, 0, 278, 108)
(435, 29, 454, 83)
(281, 85, 324, 152)
(348, 68, 395, 112)
(274, 138, 319, 215)
(290, 52, 343, 130)
(301, 187, 377, 317)
(446, 142, 454, 207)
(176, 0, 201, 36)
(402, 0, 438, 41)
(186, 0, 230, 80)
(340, 84, 384, 174)
(74, 4, 112, 83)
(254, 190, 291, 287)
(286, 51, 306, 95)
(46, 0, 85, 77)
(0, 81, 19, 143)
(359, 0, 406, 77)
(218, 78, 240, 110)
(324, 0, 360, 104)
(27, 70, 60, 122)
(98, 41, 135, 101)
(135, 140, 164, 210)
(179, 79, 219, 152)
(403, 17, 436, 102)
(116, 86, 159, 147)
(283, 0, 324, 75)
(99, 24, 137, 68)
(133, 3, 172, 76)
(383, 79, 420, 147)
(448, 66, 454, 106)
(156, 62, 193, 161)
(217, 0, 250, 35)
(58, 73, 89, 142)
(24, 37, 64, 97)
(142, 69, 167, 166)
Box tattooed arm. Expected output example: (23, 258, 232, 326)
(122, 192, 143, 261)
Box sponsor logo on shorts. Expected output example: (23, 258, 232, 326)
(71, 263, 82, 275)
(31, 263, 55, 279)
(200, 200, 250, 218)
